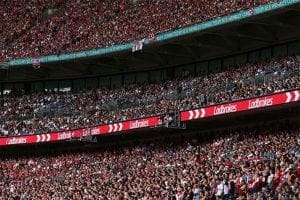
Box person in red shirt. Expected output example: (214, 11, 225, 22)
(119, 4, 126, 11)
(297, 162, 300, 176)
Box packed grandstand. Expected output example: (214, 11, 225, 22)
(0, 0, 300, 200)
(0, 123, 299, 199)
(0, 0, 272, 60)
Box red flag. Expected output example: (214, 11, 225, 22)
(119, 4, 125, 11)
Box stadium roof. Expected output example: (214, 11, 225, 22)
(2, 1, 300, 82)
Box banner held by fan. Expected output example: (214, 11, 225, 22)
(132, 39, 145, 52)
(0, 61, 9, 70)
(32, 57, 41, 69)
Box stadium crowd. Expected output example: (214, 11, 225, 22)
(0, 125, 299, 199)
(0, 55, 300, 136)
(0, 0, 272, 60)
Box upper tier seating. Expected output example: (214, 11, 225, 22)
(0, 0, 271, 60)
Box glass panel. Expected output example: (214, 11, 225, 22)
(73, 79, 85, 92)
(13, 83, 24, 90)
(86, 77, 98, 89)
(45, 81, 58, 92)
(209, 59, 221, 73)
(162, 69, 169, 82)
(59, 80, 71, 92)
(124, 73, 136, 85)
(261, 48, 272, 60)
(111, 75, 122, 88)
(99, 76, 110, 88)
(223, 57, 235, 70)
(149, 70, 161, 84)
(288, 41, 300, 55)
(160, 68, 174, 81)
(31, 82, 43, 93)
(249, 51, 260, 63)
(235, 54, 247, 66)
(175, 64, 194, 77)
(274, 45, 287, 58)
(196, 62, 208, 75)
(3, 83, 12, 94)
(136, 72, 148, 84)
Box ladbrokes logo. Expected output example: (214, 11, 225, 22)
(248, 97, 273, 109)
(213, 104, 237, 115)
(130, 120, 149, 129)
(57, 131, 73, 140)
(90, 128, 100, 135)
(6, 137, 27, 145)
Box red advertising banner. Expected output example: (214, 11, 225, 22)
(0, 116, 162, 147)
(1, 89, 299, 147)
(180, 89, 300, 121)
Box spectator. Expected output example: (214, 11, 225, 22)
(0, 124, 299, 199)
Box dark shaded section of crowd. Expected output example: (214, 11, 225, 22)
(0, 55, 299, 136)
(0, 57, 300, 136)
(0, 0, 272, 60)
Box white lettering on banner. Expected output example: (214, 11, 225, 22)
(46, 134, 51, 141)
(118, 123, 123, 131)
(130, 120, 149, 129)
(188, 109, 206, 120)
(108, 124, 113, 133)
(82, 129, 90, 137)
(285, 92, 292, 103)
(213, 104, 237, 115)
(57, 132, 73, 140)
(6, 137, 27, 145)
(36, 134, 51, 142)
(248, 97, 273, 109)
(200, 108, 206, 118)
(36, 135, 41, 142)
(194, 110, 200, 119)
(113, 124, 118, 132)
(91, 128, 100, 135)
(188, 110, 194, 120)
(41, 134, 46, 142)
(294, 91, 300, 101)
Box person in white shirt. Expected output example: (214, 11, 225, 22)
(193, 184, 201, 200)
(267, 171, 274, 190)
(216, 179, 224, 200)
(223, 181, 229, 199)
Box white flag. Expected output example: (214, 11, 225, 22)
(32, 57, 41, 69)
(132, 39, 145, 52)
